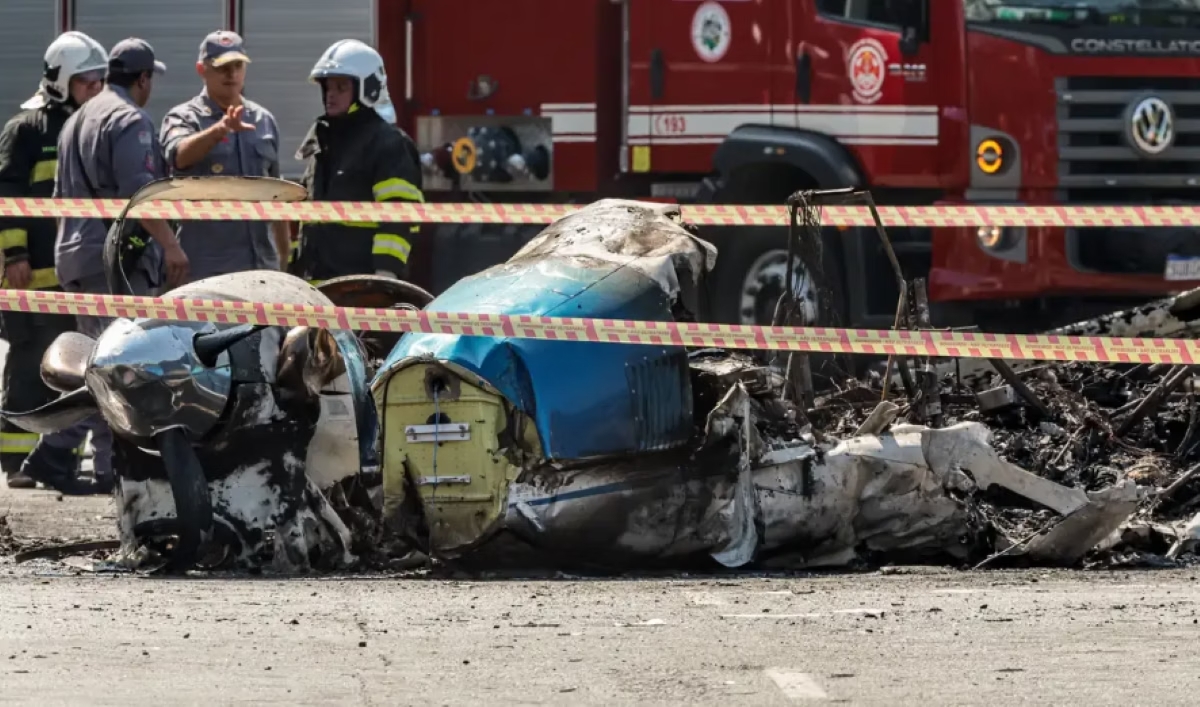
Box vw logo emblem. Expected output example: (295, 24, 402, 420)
(1126, 96, 1175, 156)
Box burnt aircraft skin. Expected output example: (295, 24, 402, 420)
(4, 270, 388, 571)
(372, 200, 1006, 572)
(0, 176, 432, 572)
(369, 200, 762, 567)
(371, 201, 785, 568)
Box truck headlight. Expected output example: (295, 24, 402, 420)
(978, 225, 1005, 249)
(976, 226, 1025, 252)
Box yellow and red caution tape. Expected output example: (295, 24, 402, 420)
(6, 196, 1196, 362)
(1, 287, 1196, 364)
(4, 198, 1200, 227)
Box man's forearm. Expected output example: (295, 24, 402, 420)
(271, 221, 291, 269)
(172, 123, 229, 170)
(138, 217, 179, 249)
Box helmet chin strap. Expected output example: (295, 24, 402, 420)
(40, 91, 78, 113)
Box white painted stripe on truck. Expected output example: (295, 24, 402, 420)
(537, 103, 940, 146)
(627, 136, 938, 146)
(842, 137, 938, 146)
(541, 102, 597, 111)
(542, 111, 597, 135)
(629, 103, 937, 114)
(626, 105, 938, 145)
(540, 103, 597, 143)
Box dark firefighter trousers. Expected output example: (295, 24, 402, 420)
(0, 309, 85, 473)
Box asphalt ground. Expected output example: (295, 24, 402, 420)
(5, 338, 1200, 705)
(3, 477, 1200, 706)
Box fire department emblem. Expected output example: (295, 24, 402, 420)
(847, 38, 888, 104)
(691, 1, 731, 63)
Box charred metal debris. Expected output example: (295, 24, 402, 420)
(353, 194, 1198, 575)
(9, 189, 1200, 576)
(783, 188, 1200, 570)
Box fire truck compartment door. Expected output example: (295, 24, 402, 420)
(627, 0, 781, 174)
(801, 1, 941, 156)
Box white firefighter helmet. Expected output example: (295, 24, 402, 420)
(22, 31, 108, 110)
(308, 39, 388, 108)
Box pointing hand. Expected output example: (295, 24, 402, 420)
(220, 104, 255, 133)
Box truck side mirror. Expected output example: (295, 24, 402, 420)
(894, 0, 929, 57)
(898, 26, 920, 57)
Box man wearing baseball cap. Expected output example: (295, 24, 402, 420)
(160, 30, 289, 282)
(52, 37, 190, 489)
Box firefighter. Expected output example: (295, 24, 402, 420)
(292, 39, 424, 284)
(0, 31, 109, 493)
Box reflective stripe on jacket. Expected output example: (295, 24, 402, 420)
(0, 103, 72, 289)
(294, 104, 424, 281)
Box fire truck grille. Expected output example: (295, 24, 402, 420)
(1057, 77, 1200, 276)
(1056, 76, 1200, 191)
(1071, 224, 1200, 275)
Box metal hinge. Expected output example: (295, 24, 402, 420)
(405, 423, 471, 443)
(416, 475, 472, 485)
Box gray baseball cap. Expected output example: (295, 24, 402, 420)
(199, 30, 250, 66)
(108, 38, 166, 75)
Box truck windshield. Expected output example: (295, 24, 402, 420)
(965, 1, 1200, 26)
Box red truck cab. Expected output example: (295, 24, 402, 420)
(938, 3, 1200, 328)
(401, 0, 1200, 332)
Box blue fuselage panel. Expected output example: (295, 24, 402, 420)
(377, 259, 694, 460)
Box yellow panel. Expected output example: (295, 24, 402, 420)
(380, 363, 517, 555)
(632, 145, 651, 173)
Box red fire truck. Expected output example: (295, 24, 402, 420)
(397, 0, 1200, 331)
(5, 1, 1200, 331)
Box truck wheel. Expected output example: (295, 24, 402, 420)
(705, 226, 853, 384)
(739, 246, 817, 326)
(707, 226, 847, 329)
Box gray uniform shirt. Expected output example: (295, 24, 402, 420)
(54, 84, 165, 286)
(160, 90, 282, 280)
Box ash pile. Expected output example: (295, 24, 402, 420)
(784, 189, 1200, 570)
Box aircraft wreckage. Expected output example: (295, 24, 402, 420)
(2, 177, 1198, 574)
(0, 177, 431, 573)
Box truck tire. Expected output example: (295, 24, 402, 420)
(699, 161, 849, 330)
(703, 224, 854, 385)
(706, 224, 848, 331)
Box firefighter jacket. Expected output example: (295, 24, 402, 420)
(0, 102, 72, 291)
(293, 105, 424, 283)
